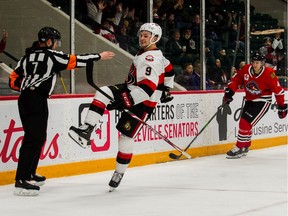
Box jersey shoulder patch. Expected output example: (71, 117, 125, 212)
(145, 55, 154, 62)
(270, 72, 276, 79)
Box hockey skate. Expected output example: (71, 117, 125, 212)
(68, 124, 94, 148)
(242, 147, 249, 157)
(14, 180, 40, 196)
(31, 173, 46, 186)
(226, 146, 243, 159)
(109, 171, 124, 192)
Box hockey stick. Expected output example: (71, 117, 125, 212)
(86, 61, 191, 159)
(3, 51, 19, 62)
(169, 101, 228, 160)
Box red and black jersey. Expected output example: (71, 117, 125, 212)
(228, 64, 285, 106)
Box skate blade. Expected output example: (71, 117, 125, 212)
(226, 155, 242, 159)
(68, 131, 89, 149)
(109, 187, 116, 192)
(32, 181, 45, 187)
(14, 188, 39, 196)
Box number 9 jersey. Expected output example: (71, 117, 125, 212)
(126, 48, 174, 108)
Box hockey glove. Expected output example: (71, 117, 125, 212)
(160, 86, 174, 103)
(224, 88, 235, 104)
(106, 91, 134, 111)
(277, 104, 287, 119)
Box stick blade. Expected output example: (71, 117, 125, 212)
(169, 153, 182, 160)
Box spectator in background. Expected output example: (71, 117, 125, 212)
(157, 12, 177, 46)
(272, 32, 284, 51)
(272, 32, 284, 71)
(191, 60, 212, 90)
(206, 8, 224, 57)
(238, 15, 246, 45)
(157, 0, 176, 37)
(165, 28, 187, 65)
(169, 0, 193, 29)
(230, 66, 237, 78)
(96, 17, 119, 45)
(86, 0, 106, 24)
(216, 48, 232, 74)
(116, 24, 137, 55)
(0, 29, 7, 53)
(221, 11, 237, 48)
(208, 58, 229, 89)
(102, 0, 122, 27)
(175, 62, 194, 90)
(116, 24, 129, 51)
(180, 27, 198, 62)
(228, 23, 244, 51)
(152, 4, 160, 22)
(87, 0, 123, 34)
(120, 7, 138, 37)
(175, 61, 218, 91)
(205, 38, 216, 66)
(259, 37, 278, 70)
(191, 14, 200, 47)
(166, 13, 177, 31)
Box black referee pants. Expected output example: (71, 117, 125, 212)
(15, 90, 48, 181)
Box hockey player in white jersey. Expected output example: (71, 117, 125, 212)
(69, 23, 174, 191)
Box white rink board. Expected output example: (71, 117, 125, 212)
(0, 91, 287, 171)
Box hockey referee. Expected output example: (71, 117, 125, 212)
(9, 26, 115, 196)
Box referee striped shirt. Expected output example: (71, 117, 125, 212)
(9, 47, 101, 96)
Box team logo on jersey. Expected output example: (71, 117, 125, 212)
(245, 81, 262, 95)
(145, 55, 154, 62)
(126, 64, 136, 85)
(270, 72, 276, 79)
(124, 121, 132, 131)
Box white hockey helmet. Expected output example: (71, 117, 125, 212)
(138, 22, 162, 45)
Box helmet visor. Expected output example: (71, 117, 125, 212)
(55, 39, 62, 47)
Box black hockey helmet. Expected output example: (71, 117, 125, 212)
(251, 52, 265, 61)
(38, 27, 61, 43)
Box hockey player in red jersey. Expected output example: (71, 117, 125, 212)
(224, 52, 287, 158)
(68, 23, 174, 191)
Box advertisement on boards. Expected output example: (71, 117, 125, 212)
(0, 91, 287, 172)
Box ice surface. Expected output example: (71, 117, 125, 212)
(0, 145, 287, 216)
